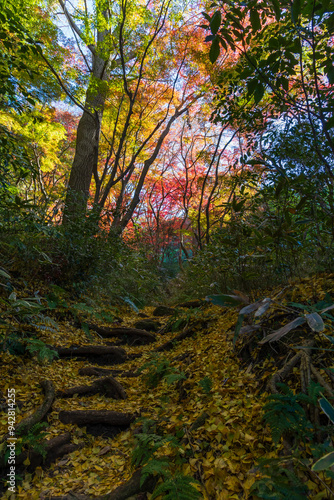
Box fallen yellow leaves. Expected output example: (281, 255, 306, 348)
(1, 281, 333, 499)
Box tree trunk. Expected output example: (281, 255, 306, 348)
(62, 10, 110, 225)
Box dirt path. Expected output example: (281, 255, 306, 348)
(1, 294, 330, 500)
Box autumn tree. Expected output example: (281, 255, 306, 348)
(0, 0, 72, 216)
(203, 0, 334, 175)
(57, 0, 207, 231)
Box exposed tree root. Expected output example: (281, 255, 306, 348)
(268, 351, 304, 394)
(16, 432, 83, 470)
(87, 324, 156, 345)
(0, 380, 55, 467)
(55, 346, 127, 365)
(268, 341, 314, 394)
(44, 467, 157, 500)
(58, 410, 135, 426)
(57, 376, 127, 400)
(134, 319, 161, 331)
(310, 364, 334, 398)
(78, 367, 138, 378)
(16, 380, 55, 437)
(155, 326, 200, 352)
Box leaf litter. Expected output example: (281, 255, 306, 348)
(1, 275, 334, 499)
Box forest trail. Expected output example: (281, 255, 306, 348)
(1, 276, 334, 499)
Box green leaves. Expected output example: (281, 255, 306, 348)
(263, 383, 311, 444)
(326, 64, 334, 84)
(319, 396, 334, 424)
(254, 83, 265, 104)
(151, 474, 202, 500)
(271, 0, 281, 21)
(0, 268, 11, 280)
(132, 421, 201, 500)
(291, 0, 302, 24)
(250, 9, 261, 32)
(141, 458, 170, 487)
(209, 37, 220, 63)
(311, 398, 334, 472)
(210, 11, 221, 35)
(123, 297, 140, 313)
(25, 338, 58, 364)
(199, 376, 213, 394)
(204, 9, 222, 63)
(312, 451, 334, 472)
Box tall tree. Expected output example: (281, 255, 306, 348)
(59, 0, 205, 229)
(58, 0, 114, 221)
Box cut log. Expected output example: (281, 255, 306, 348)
(87, 324, 156, 345)
(152, 305, 175, 317)
(55, 346, 127, 365)
(78, 367, 139, 378)
(59, 410, 135, 426)
(57, 376, 127, 400)
(155, 327, 197, 352)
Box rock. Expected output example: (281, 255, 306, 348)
(152, 306, 175, 317)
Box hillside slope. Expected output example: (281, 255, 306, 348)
(1, 276, 334, 499)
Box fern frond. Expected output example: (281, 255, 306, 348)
(251, 461, 309, 499)
(263, 386, 312, 443)
(151, 474, 202, 500)
(25, 338, 59, 363)
(140, 458, 169, 486)
(132, 433, 175, 466)
(297, 381, 323, 405)
(165, 371, 186, 385)
(199, 376, 212, 394)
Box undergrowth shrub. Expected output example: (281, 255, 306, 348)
(0, 207, 166, 307)
(0, 270, 59, 361)
(251, 382, 334, 498)
(139, 354, 186, 388)
(131, 418, 202, 499)
(169, 165, 334, 301)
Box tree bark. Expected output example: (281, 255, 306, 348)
(62, 9, 110, 224)
(58, 410, 135, 426)
(45, 468, 157, 500)
(57, 376, 127, 400)
(87, 324, 156, 344)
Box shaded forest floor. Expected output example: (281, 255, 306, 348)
(1, 275, 334, 499)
